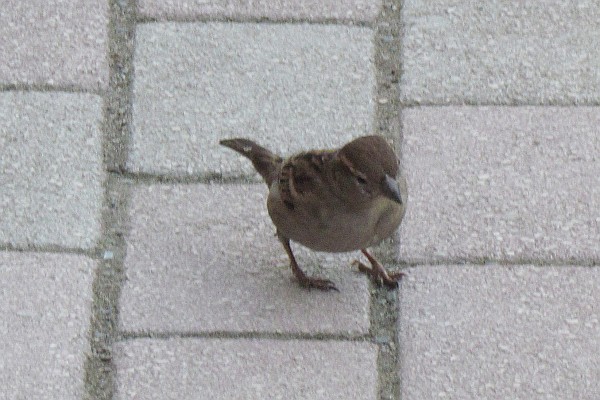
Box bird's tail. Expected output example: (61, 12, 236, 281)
(219, 138, 282, 186)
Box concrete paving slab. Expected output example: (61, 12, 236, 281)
(0, 252, 96, 400)
(0, 0, 108, 90)
(114, 338, 378, 400)
(398, 264, 600, 399)
(137, 0, 382, 22)
(120, 184, 371, 335)
(400, 0, 600, 104)
(128, 23, 375, 177)
(398, 106, 600, 263)
(0, 92, 105, 250)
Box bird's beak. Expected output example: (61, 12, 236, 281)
(382, 174, 403, 204)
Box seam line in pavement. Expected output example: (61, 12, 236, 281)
(397, 259, 600, 267)
(0, 245, 92, 256)
(115, 171, 264, 184)
(83, 0, 137, 399)
(400, 101, 600, 107)
(0, 240, 592, 268)
(372, 0, 403, 399)
(0, 84, 104, 95)
(120, 331, 372, 342)
(137, 16, 374, 27)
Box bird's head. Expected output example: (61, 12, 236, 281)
(336, 135, 403, 204)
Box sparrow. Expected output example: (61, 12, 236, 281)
(220, 135, 407, 291)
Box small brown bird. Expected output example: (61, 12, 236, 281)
(220, 135, 407, 291)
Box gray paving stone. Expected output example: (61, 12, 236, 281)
(137, 0, 381, 22)
(0, 252, 96, 400)
(120, 184, 371, 335)
(129, 23, 375, 177)
(398, 264, 600, 399)
(398, 107, 600, 263)
(0, 0, 108, 90)
(401, 0, 600, 104)
(0, 92, 105, 250)
(114, 338, 378, 400)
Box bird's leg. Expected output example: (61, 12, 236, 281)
(354, 249, 404, 289)
(278, 235, 338, 291)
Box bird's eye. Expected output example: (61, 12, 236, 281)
(355, 175, 367, 185)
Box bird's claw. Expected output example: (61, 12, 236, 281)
(298, 276, 339, 292)
(353, 259, 404, 289)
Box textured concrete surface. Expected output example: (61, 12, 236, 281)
(128, 23, 375, 177)
(137, 0, 381, 22)
(399, 265, 600, 399)
(0, 252, 96, 400)
(0, 0, 108, 89)
(119, 184, 371, 334)
(0, 92, 105, 249)
(114, 338, 378, 400)
(6, 0, 600, 398)
(398, 106, 600, 263)
(401, 0, 600, 104)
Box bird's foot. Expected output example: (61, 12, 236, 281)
(354, 260, 404, 288)
(296, 274, 339, 291)
(279, 235, 339, 291)
(353, 250, 405, 289)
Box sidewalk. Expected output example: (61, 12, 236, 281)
(1, 0, 599, 399)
